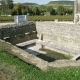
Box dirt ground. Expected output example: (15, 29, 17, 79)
(0, 63, 17, 80)
(0, 69, 12, 80)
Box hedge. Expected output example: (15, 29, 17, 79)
(0, 15, 73, 22)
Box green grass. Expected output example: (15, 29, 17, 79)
(0, 50, 80, 80)
(39, 48, 73, 60)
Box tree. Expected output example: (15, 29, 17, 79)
(68, 8, 73, 15)
(13, 3, 23, 15)
(11, 7, 17, 15)
(6, 0, 14, 9)
(32, 7, 40, 15)
(56, 6, 65, 15)
(0, 0, 7, 14)
(28, 6, 33, 15)
(39, 5, 47, 12)
(21, 5, 33, 15)
(64, 8, 73, 15)
(22, 6, 28, 15)
(50, 8, 56, 15)
(47, 6, 55, 15)
(0, 0, 14, 15)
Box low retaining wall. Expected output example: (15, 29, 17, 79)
(0, 22, 37, 44)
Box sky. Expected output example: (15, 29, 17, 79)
(13, 0, 74, 4)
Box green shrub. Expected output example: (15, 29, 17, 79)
(0, 15, 73, 22)
(28, 15, 73, 21)
(0, 16, 14, 22)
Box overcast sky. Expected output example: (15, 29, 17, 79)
(13, 0, 74, 4)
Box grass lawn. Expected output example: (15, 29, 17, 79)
(0, 50, 80, 80)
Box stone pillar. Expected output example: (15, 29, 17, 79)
(74, 0, 80, 24)
(74, 14, 79, 24)
(74, 0, 77, 24)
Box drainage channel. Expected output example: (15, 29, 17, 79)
(16, 41, 56, 62)
(23, 45, 55, 62)
(16, 39, 77, 62)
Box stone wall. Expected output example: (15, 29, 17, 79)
(36, 22, 80, 55)
(0, 22, 37, 44)
(0, 21, 80, 55)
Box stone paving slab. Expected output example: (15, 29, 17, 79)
(0, 21, 74, 26)
(0, 22, 15, 26)
(16, 39, 36, 47)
